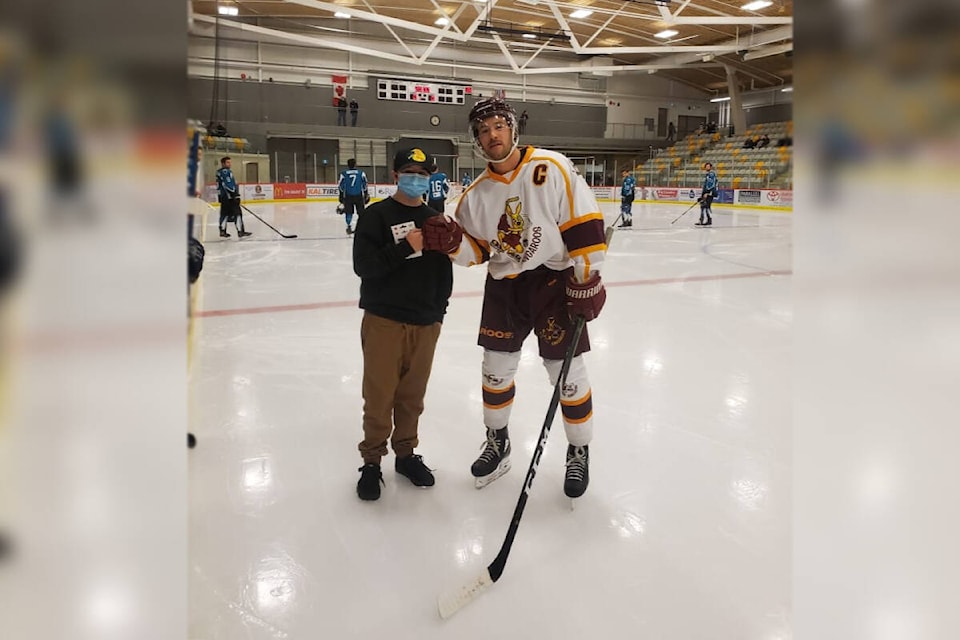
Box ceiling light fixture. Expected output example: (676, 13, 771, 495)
(655, 29, 679, 39)
(522, 33, 537, 39)
(217, 5, 239, 16)
(741, 1, 773, 11)
(781, 87, 793, 92)
(435, 17, 450, 25)
(334, 11, 351, 18)
(570, 9, 594, 19)
(710, 96, 732, 102)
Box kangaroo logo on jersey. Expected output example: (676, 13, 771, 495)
(492, 197, 526, 258)
(538, 316, 566, 346)
(492, 197, 542, 263)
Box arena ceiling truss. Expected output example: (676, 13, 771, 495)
(190, 0, 793, 90)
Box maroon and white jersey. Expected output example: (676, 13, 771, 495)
(451, 147, 607, 282)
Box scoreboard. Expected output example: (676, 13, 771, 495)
(377, 78, 473, 104)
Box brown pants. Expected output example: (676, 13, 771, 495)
(358, 312, 442, 464)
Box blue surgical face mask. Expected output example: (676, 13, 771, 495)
(397, 172, 430, 198)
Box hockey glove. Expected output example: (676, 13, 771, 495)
(336, 203, 345, 216)
(566, 272, 606, 321)
(422, 215, 463, 254)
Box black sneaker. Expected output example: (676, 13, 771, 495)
(238, 231, 252, 237)
(395, 454, 435, 487)
(220, 229, 231, 238)
(357, 463, 384, 500)
(564, 445, 590, 498)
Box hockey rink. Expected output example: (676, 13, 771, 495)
(189, 199, 792, 639)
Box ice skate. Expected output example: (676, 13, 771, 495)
(471, 427, 511, 489)
(564, 444, 589, 501)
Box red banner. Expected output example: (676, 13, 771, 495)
(332, 74, 347, 106)
(274, 183, 307, 199)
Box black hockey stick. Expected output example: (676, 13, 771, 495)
(670, 198, 702, 225)
(437, 315, 587, 619)
(240, 204, 298, 238)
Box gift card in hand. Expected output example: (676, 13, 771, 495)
(390, 221, 422, 259)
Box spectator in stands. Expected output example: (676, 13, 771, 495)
(518, 110, 529, 134)
(757, 134, 771, 148)
(336, 97, 347, 126)
(666, 121, 676, 142)
(776, 135, 793, 147)
(350, 99, 359, 127)
(706, 121, 717, 134)
(743, 137, 758, 149)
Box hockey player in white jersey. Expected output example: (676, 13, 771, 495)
(422, 97, 608, 498)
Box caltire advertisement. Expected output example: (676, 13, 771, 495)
(306, 184, 341, 199)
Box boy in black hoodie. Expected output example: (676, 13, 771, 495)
(352, 147, 459, 501)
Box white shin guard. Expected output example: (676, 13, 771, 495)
(481, 350, 521, 429)
(543, 356, 594, 446)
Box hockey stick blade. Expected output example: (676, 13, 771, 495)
(604, 224, 616, 247)
(241, 204, 298, 238)
(604, 213, 622, 247)
(437, 569, 495, 619)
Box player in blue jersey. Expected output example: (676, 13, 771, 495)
(695, 162, 718, 226)
(338, 158, 369, 235)
(618, 168, 637, 228)
(216, 156, 251, 238)
(461, 172, 472, 187)
(426, 165, 450, 214)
